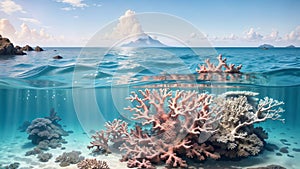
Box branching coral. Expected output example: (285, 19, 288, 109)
(92, 89, 221, 167)
(88, 119, 129, 153)
(77, 159, 110, 169)
(210, 91, 284, 158)
(89, 89, 285, 167)
(196, 54, 242, 73)
(127, 159, 155, 169)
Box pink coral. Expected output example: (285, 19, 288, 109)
(127, 159, 155, 169)
(122, 89, 221, 167)
(196, 54, 242, 73)
(88, 119, 129, 153)
(88, 89, 285, 167)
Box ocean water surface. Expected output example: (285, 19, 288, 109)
(0, 47, 300, 168)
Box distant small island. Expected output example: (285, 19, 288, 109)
(286, 45, 296, 48)
(259, 44, 274, 49)
(121, 34, 167, 47)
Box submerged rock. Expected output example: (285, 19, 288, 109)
(292, 148, 300, 152)
(53, 55, 63, 59)
(279, 147, 289, 153)
(264, 143, 279, 152)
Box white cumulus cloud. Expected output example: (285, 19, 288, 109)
(222, 33, 238, 40)
(0, 18, 63, 46)
(244, 28, 263, 41)
(56, 0, 87, 8)
(0, 0, 26, 15)
(106, 10, 144, 40)
(19, 17, 41, 25)
(0, 19, 16, 38)
(285, 26, 300, 41)
(263, 30, 281, 42)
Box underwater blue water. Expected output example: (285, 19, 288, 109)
(0, 47, 299, 168)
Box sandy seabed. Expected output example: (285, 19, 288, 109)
(1, 126, 299, 169)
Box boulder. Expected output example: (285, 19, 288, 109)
(22, 45, 34, 51)
(53, 55, 63, 59)
(35, 46, 44, 52)
(0, 35, 26, 55)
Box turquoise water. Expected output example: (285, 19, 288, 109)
(0, 47, 300, 168)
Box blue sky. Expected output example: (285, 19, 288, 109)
(0, 0, 300, 46)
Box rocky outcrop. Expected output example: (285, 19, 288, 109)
(22, 45, 34, 51)
(34, 46, 44, 51)
(0, 35, 25, 55)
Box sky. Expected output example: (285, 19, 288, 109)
(0, 0, 300, 47)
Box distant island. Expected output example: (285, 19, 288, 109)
(121, 34, 167, 47)
(259, 44, 274, 49)
(286, 45, 296, 48)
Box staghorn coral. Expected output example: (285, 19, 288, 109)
(122, 89, 222, 167)
(127, 159, 155, 169)
(77, 159, 110, 169)
(196, 54, 242, 73)
(210, 91, 284, 158)
(88, 119, 129, 153)
(89, 89, 221, 168)
(89, 89, 285, 167)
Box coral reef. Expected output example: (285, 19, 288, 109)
(127, 159, 155, 169)
(46, 108, 62, 126)
(55, 151, 84, 167)
(26, 109, 68, 145)
(25, 148, 43, 156)
(77, 159, 110, 169)
(26, 118, 65, 144)
(196, 54, 242, 73)
(37, 152, 53, 162)
(210, 91, 284, 158)
(88, 89, 285, 168)
(90, 89, 222, 167)
(0, 162, 20, 169)
(88, 119, 129, 154)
